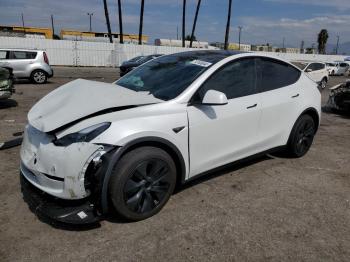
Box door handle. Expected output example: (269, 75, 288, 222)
(291, 94, 299, 98)
(246, 104, 257, 109)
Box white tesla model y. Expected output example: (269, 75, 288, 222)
(20, 51, 321, 224)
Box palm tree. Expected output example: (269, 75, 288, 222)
(117, 0, 124, 44)
(190, 0, 201, 48)
(138, 0, 145, 45)
(318, 29, 329, 54)
(224, 0, 233, 50)
(103, 0, 113, 43)
(182, 0, 186, 47)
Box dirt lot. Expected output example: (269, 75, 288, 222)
(1, 67, 350, 262)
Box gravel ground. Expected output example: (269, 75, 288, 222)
(0, 67, 349, 262)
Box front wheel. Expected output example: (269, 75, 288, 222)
(287, 115, 316, 158)
(31, 70, 47, 84)
(109, 146, 177, 221)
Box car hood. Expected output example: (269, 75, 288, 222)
(28, 79, 163, 132)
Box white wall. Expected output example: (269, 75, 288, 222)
(0, 36, 347, 67)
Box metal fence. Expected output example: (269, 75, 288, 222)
(0, 36, 347, 67)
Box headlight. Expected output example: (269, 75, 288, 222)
(54, 122, 111, 147)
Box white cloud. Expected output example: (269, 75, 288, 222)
(264, 0, 350, 10)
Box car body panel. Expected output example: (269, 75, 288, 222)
(28, 79, 163, 132)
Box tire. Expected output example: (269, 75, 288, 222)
(287, 114, 316, 158)
(109, 146, 177, 221)
(320, 78, 327, 89)
(31, 70, 48, 84)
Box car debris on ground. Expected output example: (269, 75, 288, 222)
(326, 80, 350, 114)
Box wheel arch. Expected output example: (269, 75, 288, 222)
(288, 107, 320, 145)
(100, 136, 187, 214)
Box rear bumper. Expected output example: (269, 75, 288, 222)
(20, 173, 101, 225)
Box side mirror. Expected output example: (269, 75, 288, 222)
(306, 68, 313, 72)
(202, 90, 228, 106)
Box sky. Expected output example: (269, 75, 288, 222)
(0, 0, 349, 50)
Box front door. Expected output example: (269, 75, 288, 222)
(187, 58, 261, 177)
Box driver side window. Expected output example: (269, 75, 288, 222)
(194, 58, 257, 102)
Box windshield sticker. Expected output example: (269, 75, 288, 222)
(190, 60, 212, 68)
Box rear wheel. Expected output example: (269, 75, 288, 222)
(31, 70, 47, 84)
(287, 115, 316, 158)
(109, 147, 176, 221)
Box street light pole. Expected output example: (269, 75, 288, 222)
(21, 13, 25, 29)
(335, 35, 340, 55)
(51, 15, 55, 38)
(87, 13, 93, 32)
(238, 26, 242, 50)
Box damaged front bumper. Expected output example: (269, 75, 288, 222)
(20, 124, 117, 225)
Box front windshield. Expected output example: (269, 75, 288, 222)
(116, 53, 215, 101)
(327, 63, 336, 66)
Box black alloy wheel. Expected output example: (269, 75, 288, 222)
(109, 146, 176, 221)
(124, 159, 171, 213)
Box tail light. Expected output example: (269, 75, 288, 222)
(43, 52, 49, 65)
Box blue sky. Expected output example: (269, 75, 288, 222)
(0, 0, 349, 49)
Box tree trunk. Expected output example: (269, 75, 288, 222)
(117, 0, 124, 44)
(139, 0, 145, 45)
(182, 0, 186, 48)
(190, 0, 201, 48)
(103, 0, 113, 43)
(224, 0, 232, 50)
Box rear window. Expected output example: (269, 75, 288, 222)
(0, 50, 7, 59)
(340, 63, 348, 67)
(257, 58, 301, 92)
(10, 51, 37, 59)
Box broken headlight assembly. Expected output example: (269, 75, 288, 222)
(53, 122, 111, 147)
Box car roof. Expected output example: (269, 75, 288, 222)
(166, 50, 245, 64)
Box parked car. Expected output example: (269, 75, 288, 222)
(0, 67, 15, 100)
(0, 49, 53, 84)
(326, 63, 338, 75)
(292, 61, 329, 89)
(119, 54, 163, 76)
(326, 61, 349, 76)
(20, 51, 321, 224)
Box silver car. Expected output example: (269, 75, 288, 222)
(0, 49, 53, 84)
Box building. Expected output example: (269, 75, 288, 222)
(154, 39, 216, 49)
(251, 45, 276, 52)
(60, 29, 148, 44)
(0, 25, 53, 39)
(275, 47, 300, 54)
(227, 43, 251, 52)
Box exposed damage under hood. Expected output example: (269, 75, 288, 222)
(28, 79, 163, 132)
(326, 80, 350, 114)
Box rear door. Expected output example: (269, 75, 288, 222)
(187, 57, 262, 176)
(256, 57, 302, 149)
(7, 51, 37, 77)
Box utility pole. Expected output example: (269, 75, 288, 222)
(335, 35, 340, 55)
(117, 0, 124, 44)
(190, 0, 201, 48)
(282, 37, 285, 49)
(50, 15, 55, 39)
(21, 13, 25, 29)
(138, 0, 145, 45)
(300, 40, 304, 53)
(87, 12, 93, 32)
(238, 26, 242, 50)
(182, 0, 186, 47)
(224, 0, 232, 50)
(177, 25, 179, 40)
